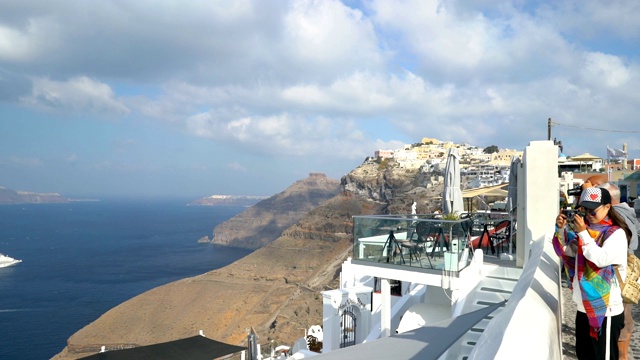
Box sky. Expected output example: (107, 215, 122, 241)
(1, 0, 640, 199)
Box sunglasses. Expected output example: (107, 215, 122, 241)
(577, 206, 602, 216)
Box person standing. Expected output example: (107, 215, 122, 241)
(599, 183, 639, 251)
(599, 183, 639, 360)
(553, 187, 632, 359)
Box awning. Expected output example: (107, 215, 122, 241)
(462, 184, 508, 198)
(623, 170, 640, 181)
(569, 153, 601, 161)
(78, 335, 245, 360)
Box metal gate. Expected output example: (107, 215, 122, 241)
(340, 308, 356, 348)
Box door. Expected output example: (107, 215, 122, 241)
(340, 307, 357, 348)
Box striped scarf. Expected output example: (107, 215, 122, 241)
(553, 218, 618, 339)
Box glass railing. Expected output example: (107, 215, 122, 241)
(352, 212, 513, 272)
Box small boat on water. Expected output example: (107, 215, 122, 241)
(0, 253, 21, 268)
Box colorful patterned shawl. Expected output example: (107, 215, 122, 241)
(552, 218, 618, 339)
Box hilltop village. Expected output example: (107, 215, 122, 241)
(371, 138, 640, 202)
(371, 137, 523, 189)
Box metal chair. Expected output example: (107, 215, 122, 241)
(488, 220, 511, 254)
(407, 222, 435, 268)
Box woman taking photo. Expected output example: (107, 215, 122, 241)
(553, 187, 631, 359)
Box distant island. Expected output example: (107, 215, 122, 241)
(0, 186, 79, 205)
(189, 194, 268, 207)
(0, 186, 98, 204)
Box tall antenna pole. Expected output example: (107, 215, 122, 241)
(547, 118, 552, 141)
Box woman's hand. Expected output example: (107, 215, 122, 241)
(556, 213, 567, 228)
(572, 214, 587, 233)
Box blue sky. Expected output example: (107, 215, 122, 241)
(1, 0, 640, 199)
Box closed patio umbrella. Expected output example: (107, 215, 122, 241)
(506, 156, 520, 255)
(442, 148, 464, 215)
(506, 156, 520, 215)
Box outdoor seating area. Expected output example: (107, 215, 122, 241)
(352, 149, 519, 273)
(353, 212, 514, 272)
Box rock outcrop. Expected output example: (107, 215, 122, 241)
(211, 173, 341, 250)
(341, 159, 444, 214)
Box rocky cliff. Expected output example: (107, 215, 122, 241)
(53, 159, 444, 359)
(341, 159, 444, 213)
(211, 173, 341, 250)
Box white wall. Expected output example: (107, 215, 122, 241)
(517, 140, 559, 267)
(470, 140, 563, 359)
(469, 235, 562, 359)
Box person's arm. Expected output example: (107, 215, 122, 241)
(579, 229, 627, 267)
(555, 213, 577, 256)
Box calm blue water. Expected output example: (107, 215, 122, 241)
(0, 200, 251, 360)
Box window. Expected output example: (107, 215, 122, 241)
(373, 278, 402, 296)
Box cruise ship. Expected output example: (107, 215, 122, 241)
(0, 253, 22, 268)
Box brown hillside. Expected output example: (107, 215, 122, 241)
(54, 158, 445, 359)
(53, 194, 385, 359)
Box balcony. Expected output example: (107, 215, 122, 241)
(352, 212, 512, 273)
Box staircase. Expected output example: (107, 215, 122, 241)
(444, 264, 522, 360)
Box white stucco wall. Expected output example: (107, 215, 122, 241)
(517, 140, 559, 266)
(470, 140, 563, 359)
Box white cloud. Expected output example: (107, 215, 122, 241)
(536, 0, 640, 41)
(3, 0, 640, 197)
(185, 111, 371, 159)
(21, 76, 129, 114)
(227, 162, 247, 172)
(0, 16, 61, 62)
(580, 52, 631, 88)
(282, 0, 383, 76)
(9, 155, 42, 167)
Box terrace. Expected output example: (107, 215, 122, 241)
(352, 212, 512, 273)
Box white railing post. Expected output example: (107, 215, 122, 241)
(518, 140, 558, 267)
(380, 278, 391, 337)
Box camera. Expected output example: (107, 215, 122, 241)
(567, 185, 582, 197)
(564, 209, 585, 220)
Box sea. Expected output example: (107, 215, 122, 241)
(0, 199, 252, 360)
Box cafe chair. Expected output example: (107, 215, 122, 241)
(488, 220, 511, 255)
